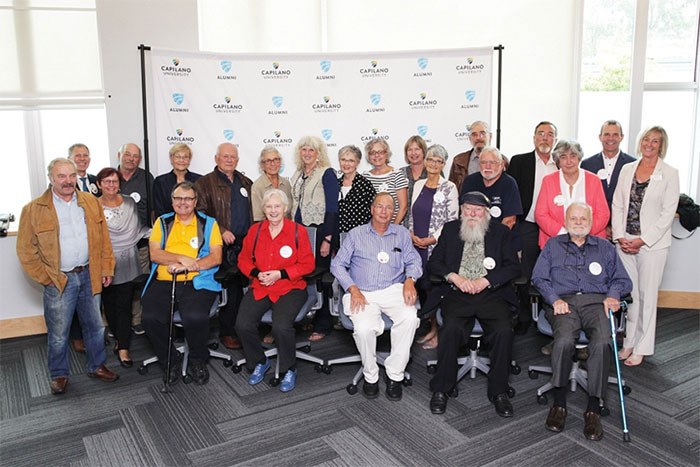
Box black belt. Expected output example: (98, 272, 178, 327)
(65, 265, 88, 274)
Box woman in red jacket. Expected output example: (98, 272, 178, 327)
(535, 140, 610, 248)
(235, 188, 315, 393)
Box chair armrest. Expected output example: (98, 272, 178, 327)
(215, 265, 241, 284)
(304, 265, 329, 281)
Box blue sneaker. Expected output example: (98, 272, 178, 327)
(247, 359, 271, 385)
(279, 369, 297, 392)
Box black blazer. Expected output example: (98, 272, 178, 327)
(506, 151, 536, 220)
(580, 151, 636, 208)
(75, 173, 101, 197)
(426, 220, 521, 311)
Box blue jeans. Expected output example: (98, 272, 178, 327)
(43, 268, 106, 378)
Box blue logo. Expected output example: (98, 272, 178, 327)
(220, 60, 232, 73)
(465, 90, 476, 101)
(370, 94, 382, 106)
(417, 125, 428, 137)
(223, 129, 234, 141)
(417, 58, 428, 70)
(272, 96, 284, 108)
(320, 60, 331, 72)
(321, 129, 333, 141)
(172, 93, 184, 105)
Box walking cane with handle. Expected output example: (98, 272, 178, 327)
(609, 309, 631, 442)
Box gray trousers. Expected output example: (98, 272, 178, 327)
(545, 293, 611, 399)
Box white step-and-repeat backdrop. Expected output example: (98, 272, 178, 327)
(149, 47, 495, 178)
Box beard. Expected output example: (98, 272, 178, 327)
(460, 213, 491, 243)
(536, 142, 552, 155)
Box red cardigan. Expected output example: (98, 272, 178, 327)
(535, 170, 610, 248)
(238, 219, 315, 302)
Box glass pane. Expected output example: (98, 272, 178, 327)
(645, 0, 698, 82)
(29, 10, 102, 92)
(581, 0, 635, 91)
(40, 107, 110, 175)
(0, 111, 29, 231)
(577, 91, 632, 157)
(640, 90, 695, 193)
(0, 11, 20, 92)
(27, 0, 95, 7)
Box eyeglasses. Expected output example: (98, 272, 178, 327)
(369, 150, 387, 156)
(469, 131, 488, 138)
(262, 158, 281, 164)
(172, 196, 196, 203)
(172, 155, 191, 161)
(100, 179, 120, 185)
(425, 158, 444, 165)
(479, 160, 500, 166)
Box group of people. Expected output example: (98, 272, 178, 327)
(16, 118, 679, 441)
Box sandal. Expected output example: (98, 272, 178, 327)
(421, 335, 438, 350)
(263, 333, 275, 345)
(617, 347, 633, 360)
(308, 332, 326, 342)
(624, 354, 644, 366)
(416, 330, 437, 345)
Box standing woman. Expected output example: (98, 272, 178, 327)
(408, 145, 460, 349)
(363, 138, 409, 224)
(612, 126, 679, 367)
(338, 145, 376, 233)
(400, 135, 429, 227)
(96, 168, 150, 367)
(251, 146, 293, 222)
(153, 143, 202, 218)
(290, 135, 339, 342)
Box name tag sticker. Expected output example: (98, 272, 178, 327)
(434, 191, 445, 203)
(279, 245, 293, 258)
(553, 194, 565, 206)
(130, 192, 141, 203)
(240, 187, 249, 197)
(103, 209, 113, 221)
(483, 257, 496, 270)
(377, 251, 390, 264)
(589, 261, 602, 276)
(489, 206, 502, 218)
(651, 174, 663, 181)
(597, 169, 608, 180)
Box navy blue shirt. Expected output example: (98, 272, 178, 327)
(532, 234, 632, 305)
(217, 170, 251, 239)
(460, 172, 522, 221)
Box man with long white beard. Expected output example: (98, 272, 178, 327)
(426, 191, 520, 417)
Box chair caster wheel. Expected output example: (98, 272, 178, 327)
(314, 364, 323, 373)
(269, 377, 280, 386)
(223, 359, 233, 368)
(537, 394, 548, 405)
(322, 365, 332, 374)
(507, 387, 516, 398)
(403, 378, 412, 386)
(208, 342, 219, 350)
(137, 365, 148, 375)
(622, 385, 631, 395)
(427, 364, 436, 374)
(346, 384, 358, 395)
(600, 406, 610, 417)
(510, 364, 521, 375)
(448, 387, 459, 398)
(301, 345, 311, 353)
(232, 365, 242, 374)
(182, 374, 193, 384)
(528, 370, 539, 379)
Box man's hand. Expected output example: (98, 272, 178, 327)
(403, 278, 417, 306)
(603, 296, 620, 316)
(222, 230, 236, 245)
(553, 299, 570, 315)
(449, 274, 489, 295)
(178, 255, 200, 271)
(102, 276, 113, 287)
(348, 286, 368, 313)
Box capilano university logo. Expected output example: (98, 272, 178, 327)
(167, 128, 194, 144)
(213, 96, 243, 113)
(316, 60, 335, 80)
(414, 57, 432, 77)
(218, 60, 237, 80)
(223, 129, 235, 141)
(408, 91, 437, 109)
(262, 130, 293, 146)
(367, 93, 385, 113)
(456, 56, 485, 74)
(360, 60, 389, 78)
(170, 93, 189, 113)
(269, 96, 288, 115)
(312, 95, 341, 113)
(461, 90, 479, 109)
(161, 57, 191, 77)
(261, 61, 291, 79)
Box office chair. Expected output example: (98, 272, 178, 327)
(230, 225, 327, 386)
(426, 310, 520, 398)
(137, 290, 234, 382)
(527, 297, 632, 415)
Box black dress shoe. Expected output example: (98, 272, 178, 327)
(386, 379, 403, 401)
(50, 376, 68, 395)
(492, 393, 514, 417)
(430, 392, 448, 414)
(545, 406, 567, 432)
(190, 361, 210, 386)
(119, 359, 133, 369)
(583, 411, 604, 441)
(362, 381, 379, 399)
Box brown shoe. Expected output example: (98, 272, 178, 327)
(220, 335, 241, 350)
(87, 364, 119, 382)
(540, 341, 553, 356)
(71, 339, 86, 353)
(583, 411, 604, 440)
(545, 406, 567, 432)
(50, 376, 68, 395)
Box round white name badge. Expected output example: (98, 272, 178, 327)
(490, 206, 502, 218)
(189, 237, 199, 249)
(553, 194, 565, 206)
(240, 187, 248, 197)
(130, 192, 141, 203)
(597, 169, 608, 180)
(279, 245, 293, 258)
(378, 182, 389, 192)
(434, 191, 445, 203)
(588, 261, 602, 276)
(103, 209, 113, 221)
(89, 183, 99, 194)
(483, 257, 496, 270)
(377, 251, 390, 264)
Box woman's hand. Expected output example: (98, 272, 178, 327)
(258, 270, 282, 287)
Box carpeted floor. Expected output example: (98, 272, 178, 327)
(0, 308, 698, 466)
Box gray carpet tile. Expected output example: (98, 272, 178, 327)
(82, 427, 150, 467)
(0, 350, 31, 419)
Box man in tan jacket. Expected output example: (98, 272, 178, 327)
(17, 158, 119, 395)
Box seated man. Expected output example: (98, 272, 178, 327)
(532, 202, 632, 441)
(330, 192, 422, 401)
(427, 191, 520, 417)
(141, 181, 223, 386)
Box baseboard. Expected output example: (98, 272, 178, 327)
(658, 291, 700, 310)
(0, 316, 47, 340)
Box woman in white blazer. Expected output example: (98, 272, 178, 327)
(612, 126, 680, 366)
